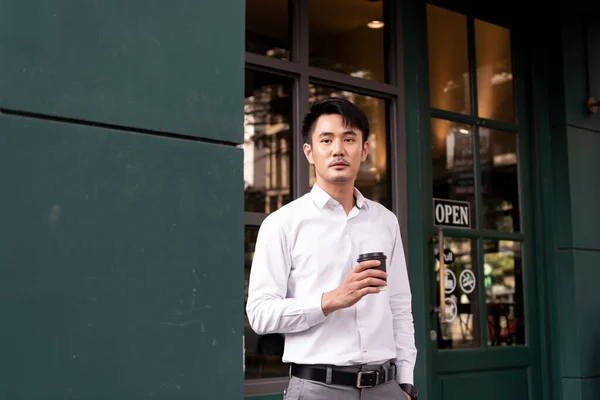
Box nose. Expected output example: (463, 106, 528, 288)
(332, 138, 344, 156)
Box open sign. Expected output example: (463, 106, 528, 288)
(433, 198, 471, 228)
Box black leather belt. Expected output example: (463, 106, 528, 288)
(290, 363, 396, 389)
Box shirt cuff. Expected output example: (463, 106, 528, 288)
(304, 293, 327, 327)
(395, 365, 414, 385)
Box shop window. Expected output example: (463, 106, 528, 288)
(246, 0, 290, 60)
(475, 20, 514, 123)
(434, 237, 481, 349)
(430, 117, 477, 227)
(242, 70, 292, 391)
(242, 70, 293, 214)
(244, 228, 288, 380)
(427, 6, 515, 124)
(308, 0, 388, 82)
(483, 240, 525, 346)
(426, 5, 470, 115)
(480, 129, 520, 232)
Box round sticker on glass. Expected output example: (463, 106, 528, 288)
(444, 298, 457, 322)
(445, 269, 456, 294)
(459, 269, 476, 294)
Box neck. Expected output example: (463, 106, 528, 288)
(316, 178, 356, 214)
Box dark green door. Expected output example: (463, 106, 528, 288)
(423, 3, 542, 400)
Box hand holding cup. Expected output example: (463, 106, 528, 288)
(321, 252, 388, 315)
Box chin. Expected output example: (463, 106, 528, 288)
(329, 174, 353, 183)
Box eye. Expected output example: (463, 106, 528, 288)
(321, 139, 332, 144)
(344, 138, 355, 142)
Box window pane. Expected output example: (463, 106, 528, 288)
(480, 129, 520, 232)
(243, 70, 293, 213)
(475, 19, 514, 123)
(246, 0, 290, 60)
(431, 118, 476, 227)
(426, 5, 470, 114)
(244, 228, 287, 379)
(484, 240, 525, 346)
(435, 237, 480, 349)
(309, 0, 386, 82)
(308, 85, 390, 209)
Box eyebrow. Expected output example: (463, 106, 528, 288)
(318, 130, 358, 137)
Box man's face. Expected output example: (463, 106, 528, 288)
(303, 114, 368, 185)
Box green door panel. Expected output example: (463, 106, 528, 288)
(0, 0, 244, 143)
(441, 369, 529, 400)
(436, 347, 533, 373)
(0, 115, 243, 399)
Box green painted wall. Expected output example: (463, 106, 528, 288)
(0, 1, 244, 399)
(545, 5, 600, 399)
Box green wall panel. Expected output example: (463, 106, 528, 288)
(554, 250, 578, 377)
(566, 126, 600, 250)
(562, 377, 600, 400)
(0, 0, 244, 143)
(572, 250, 600, 378)
(440, 369, 529, 400)
(0, 115, 243, 399)
(549, 126, 573, 250)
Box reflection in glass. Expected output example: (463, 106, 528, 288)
(308, 85, 390, 209)
(484, 240, 525, 346)
(435, 237, 480, 349)
(426, 5, 470, 114)
(244, 228, 287, 379)
(431, 118, 476, 226)
(475, 19, 514, 122)
(480, 129, 520, 232)
(309, 0, 385, 82)
(246, 0, 290, 60)
(242, 70, 293, 213)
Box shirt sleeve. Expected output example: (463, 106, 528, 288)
(387, 218, 418, 385)
(245, 214, 327, 335)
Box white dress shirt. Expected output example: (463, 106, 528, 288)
(245, 183, 417, 384)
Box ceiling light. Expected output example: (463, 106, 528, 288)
(367, 20, 384, 29)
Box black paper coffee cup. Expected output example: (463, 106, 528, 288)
(357, 252, 387, 290)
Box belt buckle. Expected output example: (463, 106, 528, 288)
(356, 370, 379, 388)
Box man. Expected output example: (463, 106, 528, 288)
(246, 97, 418, 400)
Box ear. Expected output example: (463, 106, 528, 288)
(303, 143, 314, 165)
(361, 140, 369, 162)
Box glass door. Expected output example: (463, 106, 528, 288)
(424, 3, 542, 400)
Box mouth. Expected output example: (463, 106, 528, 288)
(329, 161, 349, 169)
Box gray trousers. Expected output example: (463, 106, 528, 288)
(283, 362, 409, 400)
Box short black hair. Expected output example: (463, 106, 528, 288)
(301, 97, 370, 145)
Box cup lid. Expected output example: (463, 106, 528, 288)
(357, 252, 386, 260)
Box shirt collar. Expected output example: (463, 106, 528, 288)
(310, 183, 368, 210)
